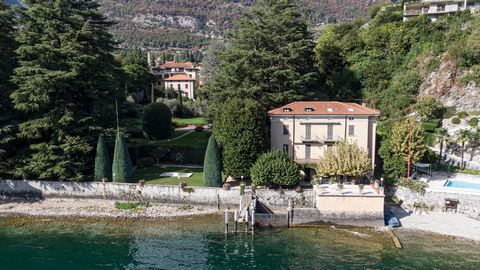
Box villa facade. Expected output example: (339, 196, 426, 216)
(150, 61, 200, 99)
(163, 74, 196, 99)
(403, 0, 480, 21)
(269, 101, 380, 174)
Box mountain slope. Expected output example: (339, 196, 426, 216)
(98, 0, 381, 49)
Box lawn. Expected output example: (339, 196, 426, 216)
(132, 166, 204, 186)
(173, 117, 206, 126)
(129, 130, 211, 148)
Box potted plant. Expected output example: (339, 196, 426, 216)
(138, 179, 146, 187)
(374, 179, 380, 189)
(358, 184, 365, 195)
(223, 183, 231, 191)
(337, 183, 344, 194)
(179, 181, 187, 189)
(295, 186, 303, 193)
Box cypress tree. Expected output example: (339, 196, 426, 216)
(203, 135, 223, 187)
(94, 135, 112, 181)
(112, 132, 133, 183)
(10, 0, 119, 180)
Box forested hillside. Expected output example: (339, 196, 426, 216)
(98, 0, 380, 49)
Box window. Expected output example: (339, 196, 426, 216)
(327, 124, 333, 140)
(305, 144, 311, 160)
(185, 84, 189, 89)
(283, 124, 289, 135)
(283, 108, 292, 112)
(283, 144, 289, 154)
(305, 107, 314, 112)
(348, 117, 354, 121)
(348, 125, 355, 136)
(305, 124, 311, 140)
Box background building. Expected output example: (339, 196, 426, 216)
(403, 0, 480, 21)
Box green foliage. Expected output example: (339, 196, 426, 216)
(206, 0, 320, 109)
(213, 99, 267, 178)
(458, 111, 469, 119)
(122, 64, 152, 94)
(414, 96, 445, 120)
(250, 150, 300, 186)
(203, 135, 223, 187)
(112, 133, 133, 183)
(0, 2, 17, 169)
(114, 201, 150, 210)
(397, 178, 427, 195)
(451, 117, 461, 124)
(142, 103, 172, 140)
(379, 120, 427, 180)
(421, 119, 441, 133)
(316, 140, 372, 178)
(94, 135, 112, 181)
(468, 117, 479, 127)
(182, 187, 195, 193)
(10, 0, 118, 181)
(443, 106, 457, 118)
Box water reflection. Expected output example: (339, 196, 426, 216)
(0, 217, 479, 270)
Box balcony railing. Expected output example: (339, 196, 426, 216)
(301, 135, 323, 143)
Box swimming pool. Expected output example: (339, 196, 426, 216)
(445, 180, 480, 190)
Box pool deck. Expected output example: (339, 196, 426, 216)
(425, 173, 480, 196)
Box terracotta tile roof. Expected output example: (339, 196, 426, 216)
(164, 73, 196, 81)
(268, 101, 380, 116)
(160, 61, 196, 69)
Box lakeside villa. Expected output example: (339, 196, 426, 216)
(269, 101, 380, 180)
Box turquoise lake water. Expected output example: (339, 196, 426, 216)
(0, 216, 479, 270)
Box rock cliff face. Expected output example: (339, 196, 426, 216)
(419, 57, 480, 112)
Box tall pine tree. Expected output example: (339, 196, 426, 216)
(207, 0, 321, 109)
(11, 0, 119, 181)
(0, 2, 18, 169)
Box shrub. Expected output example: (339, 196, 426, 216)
(94, 135, 112, 181)
(414, 96, 445, 120)
(317, 140, 372, 178)
(115, 201, 150, 210)
(421, 119, 440, 133)
(250, 150, 300, 186)
(112, 133, 133, 183)
(397, 178, 427, 195)
(142, 102, 172, 140)
(203, 135, 223, 187)
(458, 111, 469, 118)
(468, 117, 478, 127)
(443, 106, 456, 118)
(136, 157, 155, 168)
(451, 117, 461, 124)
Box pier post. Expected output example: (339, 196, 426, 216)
(234, 210, 238, 233)
(224, 210, 229, 234)
(245, 210, 249, 233)
(251, 209, 255, 235)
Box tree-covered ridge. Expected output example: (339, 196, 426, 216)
(98, 0, 380, 49)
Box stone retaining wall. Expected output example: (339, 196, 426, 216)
(0, 180, 241, 207)
(256, 189, 315, 208)
(391, 186, 480, 216)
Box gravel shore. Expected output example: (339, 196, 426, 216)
(390, 205, 480, 242)
(0, 198, 220, 219)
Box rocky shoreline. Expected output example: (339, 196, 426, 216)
(0, 198, 220, 220)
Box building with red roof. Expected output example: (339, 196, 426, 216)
(269, 101, 380, 179)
